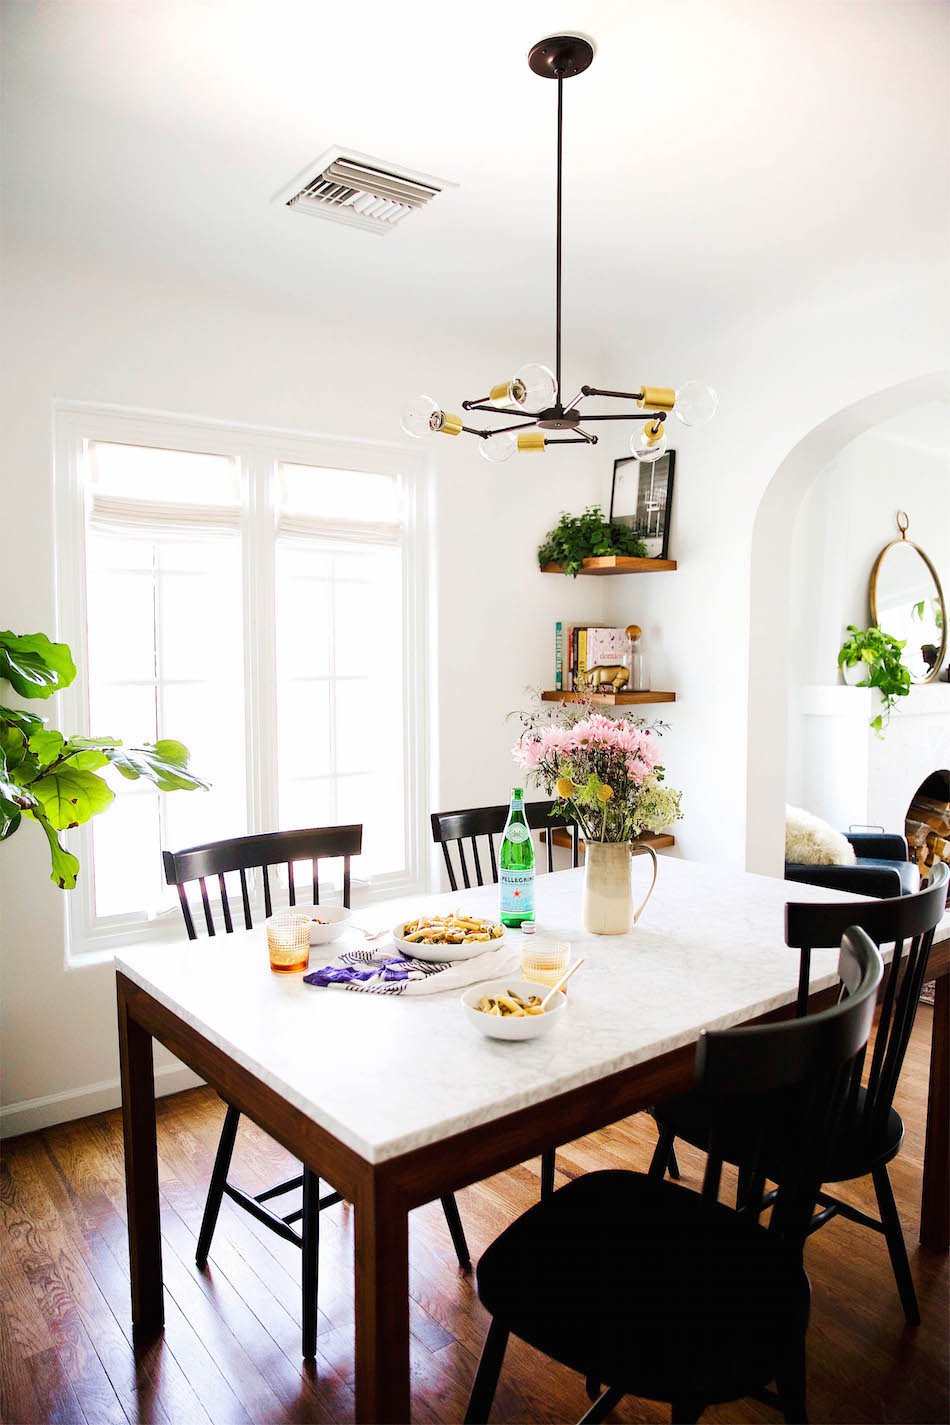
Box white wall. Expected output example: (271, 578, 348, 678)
(0, 241, 609, 1134)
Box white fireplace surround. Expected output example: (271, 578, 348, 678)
(793, 683, 950, 837)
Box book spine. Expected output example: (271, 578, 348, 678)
(567, 626, 575, 691)
(554, 621, 563, 691)
(578, 628, 588, 676)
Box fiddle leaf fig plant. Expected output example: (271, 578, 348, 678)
(537, 505, 647, 577)
(0, 629, 209, 889)
(837, 624, 911, 738)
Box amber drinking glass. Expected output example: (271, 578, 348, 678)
(266, 911, 312, 974)
(521, 937, 571, 993)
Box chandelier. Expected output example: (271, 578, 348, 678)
(400, 34, 717, 464)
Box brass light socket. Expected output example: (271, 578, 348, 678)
(438, 412, 464, 436)
(643, 419, 664, 444)
(517, 430, 546, 452)
(638, 386, 676, 411)
(489, 382, 511, 403)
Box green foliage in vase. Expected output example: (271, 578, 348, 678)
(837, 624, 911, 737)
(0, 629, 209, 889)
(537, 505, 648, 577)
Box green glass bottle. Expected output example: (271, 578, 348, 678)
(499, 787, 535, 927)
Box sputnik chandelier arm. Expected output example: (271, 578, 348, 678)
(400, 34, 718, 465)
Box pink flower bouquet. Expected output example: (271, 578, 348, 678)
(512, 706, 681, 844)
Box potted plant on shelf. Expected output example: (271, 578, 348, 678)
(0, 629, 208, 888)
(836, 624, 911, 737)
(537, 505, 647, 578)
(512, 703, 681, 935)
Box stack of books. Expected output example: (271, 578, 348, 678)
(554, 623, 630, 692)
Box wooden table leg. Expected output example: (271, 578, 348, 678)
(117, 978, 164, 1333)
(354, 1172, 410, 1424)
(921, 972, 949, 1252)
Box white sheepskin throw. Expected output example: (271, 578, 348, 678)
(785, 805, 857, 866)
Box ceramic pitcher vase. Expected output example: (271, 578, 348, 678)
(582, 840, 658, 936)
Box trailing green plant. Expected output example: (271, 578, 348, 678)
(836, 624, 911, 737)
(0, 630, 209, 889)
(537, 505, 647, 578)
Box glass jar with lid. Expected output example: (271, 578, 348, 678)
(625, 624, 649, 691)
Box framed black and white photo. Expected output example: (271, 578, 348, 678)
(608, 450, 676, 560)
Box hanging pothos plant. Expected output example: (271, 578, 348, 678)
(0, 630, 208, 889)
(836, 624, 911, 737)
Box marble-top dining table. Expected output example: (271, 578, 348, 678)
(114, 856, 950, 1424)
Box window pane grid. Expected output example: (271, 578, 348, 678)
(68, 430, 420, 950)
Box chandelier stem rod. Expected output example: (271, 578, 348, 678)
(581, 386, 647, 401)
(555, 73, 563, 402)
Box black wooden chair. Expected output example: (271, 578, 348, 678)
(163, 825, 471, 1359)
(650, 861, 948, 1326)
(465, 928, 883, 1424)
(431, 800, 580, 1200)
(431, 799, 580, 893)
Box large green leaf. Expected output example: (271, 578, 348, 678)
(105, 739, 210, 792)
(60, 735, 119, 772)
(0, 632, 77, 700)
(29, 728, 65, 765)
(0, 704, 46, 738)
(27, 808, 81, 889)
(0, 797, 22, 840)
(0, 760, 29, 812)
(0, 723, 28, 770)
(31, 765, 114, 830)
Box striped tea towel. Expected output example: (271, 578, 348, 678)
(303, 941, 519, 996)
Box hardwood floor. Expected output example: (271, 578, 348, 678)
(1, 1010, 947, 1425)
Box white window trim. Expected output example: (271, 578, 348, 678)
(52, 401, 434, 967)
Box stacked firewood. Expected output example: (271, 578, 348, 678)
(906, 787, 950, 883)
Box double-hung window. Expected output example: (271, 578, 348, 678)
(55, 407, 430, 961)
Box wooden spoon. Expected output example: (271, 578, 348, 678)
(539, 956, 586, 1010)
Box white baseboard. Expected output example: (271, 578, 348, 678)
(0, 1063, 205, 1140)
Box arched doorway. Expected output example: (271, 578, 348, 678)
(745, 371, 950, 875)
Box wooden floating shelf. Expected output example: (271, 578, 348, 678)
(543, 830, 676, 856)
(542, 690, 676, 706)
(541, 556, 677, 575)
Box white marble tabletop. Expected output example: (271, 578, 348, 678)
(114, 858, 949, 1165)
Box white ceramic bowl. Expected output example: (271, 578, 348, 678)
(461, 978, 566, 1041)
(392, 919, 506, 963)
(307, 905, 352, 946)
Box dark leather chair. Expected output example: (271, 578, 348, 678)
(785, 830, 919, 898)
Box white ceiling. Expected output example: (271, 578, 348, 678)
(3, 0, 948, 346)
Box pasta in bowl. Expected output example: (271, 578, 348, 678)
(460, 978, 566, 1041)
(391, 911, 506, 963)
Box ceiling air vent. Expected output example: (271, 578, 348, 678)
(274, 146, 456, 236)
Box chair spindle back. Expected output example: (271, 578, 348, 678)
(430, 801, 580, 892)
(163, 824, 363, 939)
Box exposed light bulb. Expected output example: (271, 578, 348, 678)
(478, 431, 517, 463)
(630, 420, 667, 463)
(674, 381, 719, 426)
(490, 363, 558, 410)
(400, 395, 441, 438)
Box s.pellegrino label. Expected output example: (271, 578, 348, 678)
(500, 787, 535, 926)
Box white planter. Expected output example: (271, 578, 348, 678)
(842, 659, 871, 688)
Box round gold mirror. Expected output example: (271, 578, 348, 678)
(869, 511, 947, 683)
